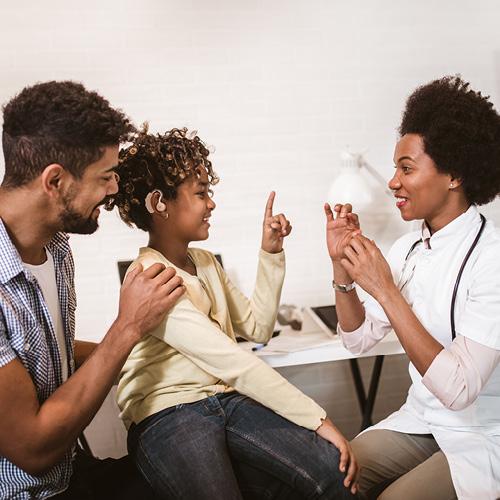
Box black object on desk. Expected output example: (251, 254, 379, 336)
(311, 305, 385, 432)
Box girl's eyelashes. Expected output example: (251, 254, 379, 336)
(195, 189, 214, 198)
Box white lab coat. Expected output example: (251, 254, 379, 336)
(350, 206, 500, 499)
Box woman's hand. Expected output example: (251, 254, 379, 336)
(316, 418, 358, 494)
(261, 191, 292, 254)
(341, 234, 396, 302)
(325, 203, 361, 262)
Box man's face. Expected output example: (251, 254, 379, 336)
(59, 146, 119, 234)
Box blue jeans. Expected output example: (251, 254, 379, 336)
(128, 392, 356, 499)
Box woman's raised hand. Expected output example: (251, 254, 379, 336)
(325, 203, 361, 262)
(261, 191, 292, 254)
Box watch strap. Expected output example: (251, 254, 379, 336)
(332, 280, 355, 293)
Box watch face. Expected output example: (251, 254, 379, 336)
(332, 280, 354, 292)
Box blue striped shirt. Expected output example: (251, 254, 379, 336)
(0, 219, 76, 499)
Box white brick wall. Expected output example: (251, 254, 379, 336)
(2, 0, 499, 338)
(1, 0, 499, 453)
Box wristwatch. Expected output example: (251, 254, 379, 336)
(332, 280, 355, 293)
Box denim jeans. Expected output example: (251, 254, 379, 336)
(128, 392, 356, 499)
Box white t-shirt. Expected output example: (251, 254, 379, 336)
(24, 251, 68, 381)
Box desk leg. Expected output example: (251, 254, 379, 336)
(349, 355, 385, 432)
(349, 358, 367, 414)
(360, 356, 384, 431)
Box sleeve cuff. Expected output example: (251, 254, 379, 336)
(259, 248, 285, 264)
(337, 322, 367, 355)
(0, 341, 17, 368)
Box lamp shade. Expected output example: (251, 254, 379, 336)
(327, 152, 375, 210)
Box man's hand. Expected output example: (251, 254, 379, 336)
(325, 203, 361, 262)
(316, 417, 358, 494)
(261, 191, 292, 254)
(0, 264, 184, 476)
(116, 262, 185, 342)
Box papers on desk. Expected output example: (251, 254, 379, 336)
(252, 308, 340, 354)
(256, 327, 337, 355)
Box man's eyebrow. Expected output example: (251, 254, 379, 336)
(104, 165, 119, 172)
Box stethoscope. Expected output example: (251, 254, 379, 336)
(400, 214, 486, 340)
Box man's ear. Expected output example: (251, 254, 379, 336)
(40, 164, 68, 196)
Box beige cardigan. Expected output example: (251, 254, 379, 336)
(117, 247, 326, 430)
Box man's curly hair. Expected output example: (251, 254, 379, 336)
(109, 125, 219, 232)
(2, 80, 135, 188)
(399, 75, 500, 205)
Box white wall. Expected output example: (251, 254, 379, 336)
(1, 0, 500, 449)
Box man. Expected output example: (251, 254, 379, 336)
(0, 81, 185, 499)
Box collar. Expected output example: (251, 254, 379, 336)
(0, 218, 70, 285)
(420, 205, 481, 251)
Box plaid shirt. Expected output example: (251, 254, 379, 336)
(0, 219, 76, 499)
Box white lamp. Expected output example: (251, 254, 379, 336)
(327, 151, 392, 212)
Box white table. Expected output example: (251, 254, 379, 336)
(241, 327, 405, 431)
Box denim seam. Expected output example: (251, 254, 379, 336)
(136, 437, 181, 498)
(135, 407, 177, 438)
(226, 425, 324, 496)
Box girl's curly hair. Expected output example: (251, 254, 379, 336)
(399, 75, 500, 205)
(108, 125, 219, 231)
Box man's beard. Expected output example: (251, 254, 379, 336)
(59, 191, 106, 235)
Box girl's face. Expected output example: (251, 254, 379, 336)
(388, 133, 458, 231)
(166, 166, 216, 243)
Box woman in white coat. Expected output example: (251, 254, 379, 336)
(326, 76, 500, 500)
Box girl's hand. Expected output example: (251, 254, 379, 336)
(325, 203, 361, 262)
(316, 418, 358, 495)
(341, 234, 396, 301)
(261, 191, 292, 254)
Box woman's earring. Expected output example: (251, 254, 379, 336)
(449, 183, 454, 188)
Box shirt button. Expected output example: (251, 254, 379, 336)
(24, 342, 30, 351)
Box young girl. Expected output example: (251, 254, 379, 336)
(111, 126, 357, 499)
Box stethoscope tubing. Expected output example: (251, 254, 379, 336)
(403, 214, 486, 340)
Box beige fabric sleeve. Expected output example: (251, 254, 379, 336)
(422, 334, 500, 411)
(219, 249, 285, 344)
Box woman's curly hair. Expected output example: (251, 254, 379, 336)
(109, 125, 219, 231)
(399, 75, 500, 205)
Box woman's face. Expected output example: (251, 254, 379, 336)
(166, 166, 216, 242)
(388, 134, 455, 229)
